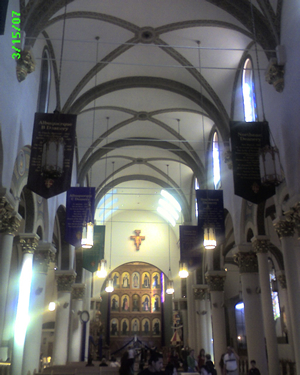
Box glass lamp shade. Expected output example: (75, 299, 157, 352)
(166, 280, 175, 294)
(81, 221, 94, 249)
(203, 226, 217, 250)
(179, 262, 189, 278)
(97, 259, 107, 278)
(259, 145, 283, 186)
(105, 278, 114, 293)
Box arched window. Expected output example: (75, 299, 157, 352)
(37, 47, 51, 113)
(194, 178, 199, 218)
(269, 259, 280, 320)
(212, 132, 221, 189)
(242, 58, 257, 122)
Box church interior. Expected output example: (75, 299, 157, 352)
(1, 0, 300, 374)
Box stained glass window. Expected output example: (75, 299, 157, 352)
(242, 58, 257, 122)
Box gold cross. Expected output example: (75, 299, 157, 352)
(130, 230, 145, 250)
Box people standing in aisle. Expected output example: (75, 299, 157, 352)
(205, 354, 217, 375)
(138, 351, 164, 375)
(247, 360, 260, 375)
(223, 347, 239, 375)
(199, 365, 213, 375)
(187, 349, 198, 372)
(198, 349, 206, 368)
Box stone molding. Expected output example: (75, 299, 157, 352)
(273, 217, 295, 238)
(34, 243, 56, 274)
(0, 193, 21, 235)
(55, 270, 77, 292)
(193, 285, 208, 300)
(72, 283, 86, 300)
(234, 251, 258, 273)
(276, 271, 287, 289)
(16, 233, 40, 254)
(205, 271, 227, 292)
(251, 236, 270, 254)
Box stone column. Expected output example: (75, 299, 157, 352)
(187, 272, 197, 350)
(205, 271, 227, 366)
(0, 195, 21, 359)
(68, 284, 86, 362)
(22, 243, 56, 375)
(193, 285, 208, 354)
(234, 248, 268, 374)
(52, 270, 76, 365)
(251, 236, 280, 375)
(273, 217, 300, 373)
(11, 234, 39, 375)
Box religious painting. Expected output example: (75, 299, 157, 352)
(132, 272, 140, 288)
(121, 272, 130, 288)
(152, 294, 160, 312)
(132, 294, 140, 312)
(152, 272, 160, 288)
(121, 318, 129, 335)
(142, 272, 150, 288)
(111, 294, 119, 311)
(110, 318, 119, 336)
(141, 294, 150, 312)
(112, 272, 120, 288)
(131, 318, 140, 334)
(121, 294, 130, 311)
(141, 318, 150, 336)
(152, 318, 160, 336)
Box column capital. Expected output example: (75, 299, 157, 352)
(55, 270, 77, 292)
(234, 251, 258, 273)
(205, 271, 227, 291)
(34, 242, 56, 273)
(0, 190, 22, 234)
(273, 216, 295, 238)
(72, 283, 86, 300)
(193, 284, 208, 300)
(251, 235, 270, 253)
(16, 233, 40, 254)
(276, 270, 287, 289)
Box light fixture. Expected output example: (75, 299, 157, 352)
(48, 301, 56, 311)
(179, 261, 188, 278)
(259, 145, 283, 186)
(97, 259, 107, 278)
(203, 225, 217, 250)
(81, 220, 94, 249)
(105, 278, 114, 293)
(166, 280, 175, 295)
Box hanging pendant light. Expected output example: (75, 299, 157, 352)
(81, 221, 94, 249)
(179, 261, 189, 278)
(97, 259, 107, 278)
(105, 278, 114, 293)
(203, 225, 217, 250)
(259, 145, 283, 186)
(166, 280, 175, 295)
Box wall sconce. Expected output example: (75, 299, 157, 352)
(179, 262, 188, 278)
(97, 259, 107, 278)
(203, 225, 216, 250)
(105, 278, 114, 293)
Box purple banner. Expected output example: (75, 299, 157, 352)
(27, 112, 76, 199)
(65, 187, 95, 247)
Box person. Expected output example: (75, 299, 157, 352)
(165, 363, 178, 375)
(205, 354, 217, 375)
(187, 349, 197, 372)
(110, 356, 121, 368)
(198, 349, 206, 368)
(200, 365, 212, 375)
(248, 360, 260, 375)
(99, 356, 108, 366)
(119, 351, 132, 375)
(138, 351, 164, 375)
(223, 347, 239, 375)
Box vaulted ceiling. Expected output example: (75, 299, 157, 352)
(22, 0, 281, 226)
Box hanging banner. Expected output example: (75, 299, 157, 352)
(27, 112, 77, 199)
(230, 121, 275, 204)
(196, 189, 225, 244)
(83, 225, 105, 273)
(179, 225, 202, 271)
(65, 187, 95, 247)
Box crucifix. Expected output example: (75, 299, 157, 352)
(130, 230, 145, 250)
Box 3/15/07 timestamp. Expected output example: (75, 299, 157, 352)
(12, 11, 21, 60)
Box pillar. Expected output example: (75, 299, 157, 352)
(234, 247, 268, 374)
(187, 272, 197, 350)
(273, 217, 300, 374)
(11, 234, 39, 375)
(52, 270, 76, 365)
(0, 194, 21, 360)
(251, 236, 280, 375)
(68, 284, 86, 362)
(22, 243, 56, 375)
(205, 270, 227, 366)
(193, 285, 208, 354)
